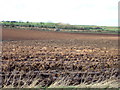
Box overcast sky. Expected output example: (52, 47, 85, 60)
(0, 0, 119, 26)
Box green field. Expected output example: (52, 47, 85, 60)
(1, 21, 119, 34)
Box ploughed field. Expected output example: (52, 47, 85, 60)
(1, 29, 119, 88)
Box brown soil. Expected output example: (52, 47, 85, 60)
(2, 29, 118, 40)
(1, 28, 119, 88)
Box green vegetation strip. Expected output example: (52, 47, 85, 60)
(1, 21, 119, 34)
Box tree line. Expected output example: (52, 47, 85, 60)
(1, 21, 104, 31)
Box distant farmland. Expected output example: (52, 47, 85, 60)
(1, 21, 119, 34)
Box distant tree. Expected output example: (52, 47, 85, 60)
(94, 27, 102, 29)
(26, 21, 29, 23)
(11, 21, 17, 23)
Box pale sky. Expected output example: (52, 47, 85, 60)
(0, 0, 119, 26)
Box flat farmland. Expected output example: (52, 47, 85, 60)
(2, 29, 118, 40)
(1, 28, 119, 88)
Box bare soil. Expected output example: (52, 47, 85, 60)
(1, 28, 119, 88)
(2, 29, 118, 40)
